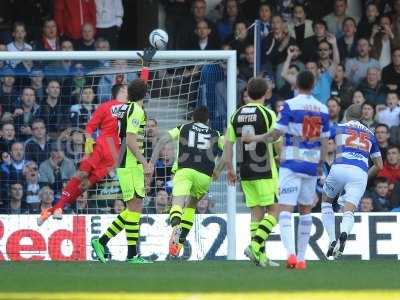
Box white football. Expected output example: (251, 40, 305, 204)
(149, 29, 168, 50)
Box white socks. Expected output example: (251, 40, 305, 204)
(297, 214, 312, 262)
(321, 202, 336, 242)
(279, 211, 295, 256)
(340, 211, 354, 235)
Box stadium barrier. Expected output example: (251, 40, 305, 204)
(0, 213, 399, 261)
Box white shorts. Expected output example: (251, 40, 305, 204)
(278, 167, 317, 206)
(323, 164, 367, 207)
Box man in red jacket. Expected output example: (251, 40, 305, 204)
(378, 145, 400, 187)
(54, 0, 96, 40)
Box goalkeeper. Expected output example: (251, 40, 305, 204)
(151, 106, 224, 257)
(37, 48, 155, 226)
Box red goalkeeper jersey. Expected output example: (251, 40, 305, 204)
(85, 99, 128, 145)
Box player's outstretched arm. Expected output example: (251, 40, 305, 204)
(242, 128, 283, 144)
(223, 138, 236, 185)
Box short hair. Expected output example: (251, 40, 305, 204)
(31, 118, 46, 127)
(361, 101, 375, 111)
(327, 97, 341, 106)
(318, 39, 332, 50)
(127, 79, 147, 102)
(313, 19, 327, 30)
(193, 106, 209, 123)
(148, 118, 158, 125)
(259, 3, 272, 11)
(247, 77, 268, 100)
(1, 122, 14, 129)
(374, 177, 388, 186)
(345, 104, 362, 120)
(392, 47, 400, 55)
(387, 144, 400, 153)
(375, 123, 389, 132)
(111, 83, 126, 99)
(342, 16, 357, 27)
(296, 71, 315, 91)
(12, 21, 26, 32)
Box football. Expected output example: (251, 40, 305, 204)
(149, 29, 168, 50)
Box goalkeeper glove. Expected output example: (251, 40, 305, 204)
(138, 47, 156, 67)
(85, 137, 95, 155)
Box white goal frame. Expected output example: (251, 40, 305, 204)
(0, 50, 238, 260)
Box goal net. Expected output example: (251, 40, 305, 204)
(0, 51, 237, 261)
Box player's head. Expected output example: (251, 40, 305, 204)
(111, 83, 128, 101)
(127, 79, 147, 102)
(247, 77, 268, 101)
(193, 106, 209, 124)
(345, 104, 362, 121)
(296, 70, 315, 92)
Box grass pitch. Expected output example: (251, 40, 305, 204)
(0, 260, 399, 300)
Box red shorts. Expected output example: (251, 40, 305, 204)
(79, 137, 120, 182)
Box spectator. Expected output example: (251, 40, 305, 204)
(38, 80, 69, 137)
(360, 101, 378, 130)
(337, 17, 358, 62)
(377, 145, 400, 187)
(359, 195, 374, 212)
(181, 0, 218, 49)
(331, 64, 354, 109)
(276, 44, 304, 90)
(323, 0, 353, 38)
(257, 3, 272, 38)
(261, 15, 294, 67)
(0, 142, 27, 186)
(6, 22, 32, 68)
(185, 20, 220, 50)
(303, 19, 329, 62)
(39, 142, 76, 199)
(358, 67, 386, 105)
(216, 0, 242, 43)
(0, 69, 18, 113)
(370, 177, 391, 211)
(370, 15, 399, 69)
(37, 186, 54, 212)
(287, 3, 314, 48)
(70, 86, 96, 129)
(154, 190, 169, 214)
(34, 19, 60, 51)
(14, 59, 36, 89)
(382, 47, 400, 92)
(229, 21, 252, 58)
(25, 119, 54, 165)
(30, 68, 45, 103)
(76, 23, 96, 51)
(196, 194, 212, 214)
(14, 87, 40, 140)
(374, 123, 390, 160)
(345, 38, 381, 85)
(317, 39, 336, 72)
(377, 92, 400, 128)
(239, 44, 272, 82)
(351, 89, 367, 105)
(5, 182, 28, 214)
(112, 199, 125, 214)
(0, 122, 17, 158)
(54, 0, 96, 41)
(23, 161, 40, 211)
(357, 3, 380, 39)
(305, 35, 339, 104)
(145, 118, 159, 160)
(61, 39, 74, 51)
(155, 143, 174, 191)
(95, 0, 123, 49)
(327, 97, 342, 125)
(64, 130, 84, 166)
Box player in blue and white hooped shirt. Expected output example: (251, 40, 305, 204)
(321, 104, 383, 259)
(242, 71, 330, 270)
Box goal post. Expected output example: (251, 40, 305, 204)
(0, 50, 237, 260)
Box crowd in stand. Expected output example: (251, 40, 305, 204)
(0, 0, 399, 214)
